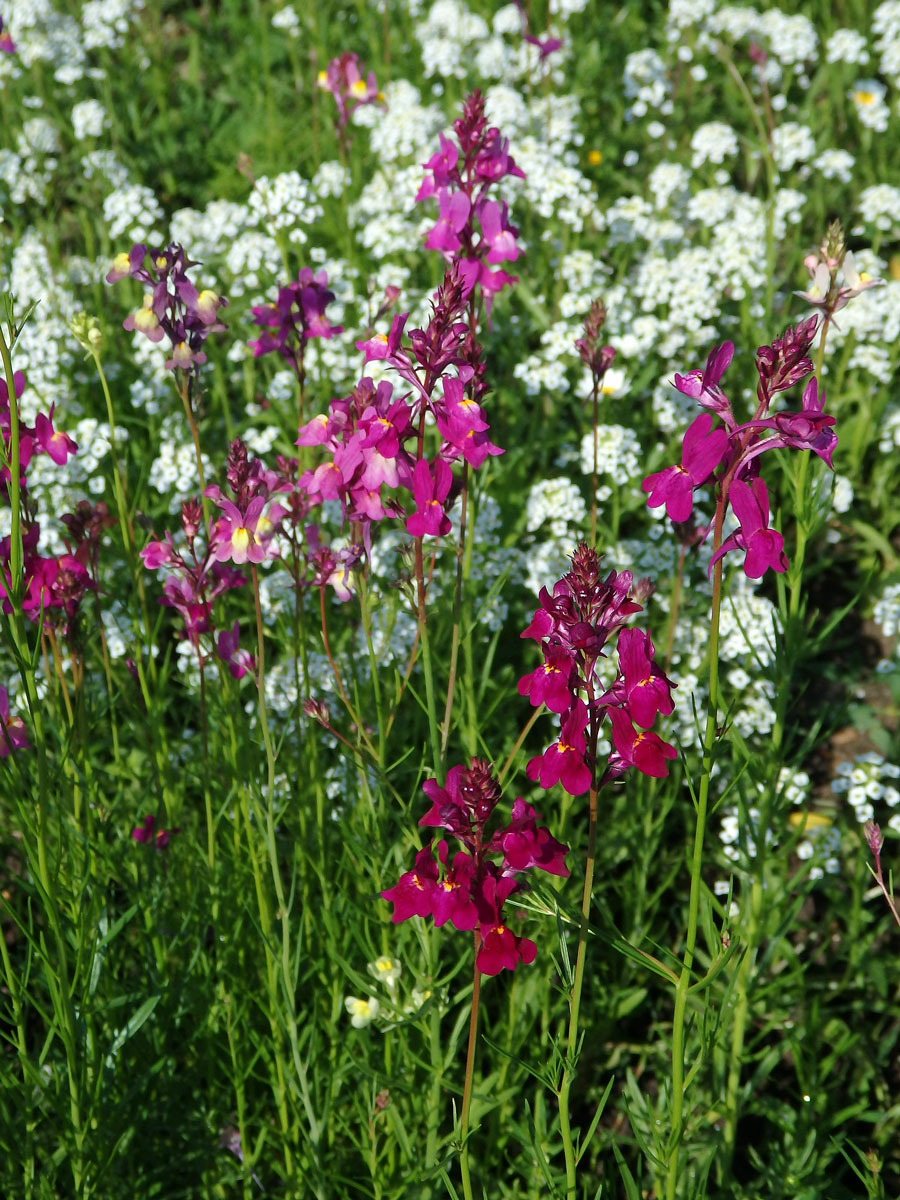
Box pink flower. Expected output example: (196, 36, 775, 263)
(616, 628, 675, 728)
(132, 814, 179, 851)
(642, 412, 729, 523)
(406, 458, 453, 538)
(34, 408, 78, 466)
(206, 492, 283, 565)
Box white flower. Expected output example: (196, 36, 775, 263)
(344, 996, 381, 1028)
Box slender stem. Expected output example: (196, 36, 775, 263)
(665, 508, 727, 1200)
(441, 464, 469, 757)
(415, 533, 444, 781)
(590, 376, 599, 546)
(459, 939, 483, 1200)
(664, 543, 687, 674)
(558, 782, 598, 1198)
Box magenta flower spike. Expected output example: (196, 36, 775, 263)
(383, 760, 569, 975)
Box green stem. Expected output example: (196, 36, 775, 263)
(459, 942, 483, 1200)
(558, 781, 598, 1197)
(665, 513, 727, 1200)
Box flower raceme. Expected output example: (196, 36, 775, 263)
(382, 760, 569, 975)
(417, 90, 524, 317)
(106, 243, 227, 371)
(519, 545, 677, 796)
(643, 319, 837, 579)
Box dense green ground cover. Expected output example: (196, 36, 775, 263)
(2, 0, 900, 1196)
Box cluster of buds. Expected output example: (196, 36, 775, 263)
(382, 759, 569, 974)
(417, 89, 524, 315)
(249, 267, 343, 380)
(643, 319, 837, 579)
(520, 545, 676, 794)
(106, 243, 228, 371)
(317, 51, 383, 128)
(794, 220, 882, 320)
(575, 298, 616, 384)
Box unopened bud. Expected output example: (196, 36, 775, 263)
(303, 697, 330, 726)
(865, 820, 884, 857)
(71, 313, 103, 353)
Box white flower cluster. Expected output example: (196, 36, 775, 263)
(1, 230, 80, 415)
(873, 0, 900, 83)
(271, 5, 300, 35)
(102, 183, 164, 244)
(690, 122, 739, 169)
(25, 416, 112, 555)
(826, 28, 870, 65)
(874, 582, 900, 640)
(771, 122, 817, 173)
(148, 436, 212, 511)
(578, 425, 643, 489)
(71, 99, 108, 141)
(832, 753, 900, 827)
(416, 0, 490, 79)
(82, 0, 142, 51)
(857, 184, 900, 234)
(525, 478, 586, 538)
(0, 0, 87, 84)
(623, 48, 670, 118)
(815, 149, 855, 183)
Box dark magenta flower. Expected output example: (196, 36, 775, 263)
(607, 706, 677, 778)
(615, 627, 675, 727)
(132, 814, 179, 851)
(381, 844, 441, 922)
(526, 700, 593, 796)
(517, 644, 574, 714)
(34, 407, 78, 466)
(710, 477, 788, 579)
(217, 621, 256, 680)
(108, 243, 227, 373)
(0, 17, 16, 54)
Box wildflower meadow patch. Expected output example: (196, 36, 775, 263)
(3, 1, 900, 1197)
